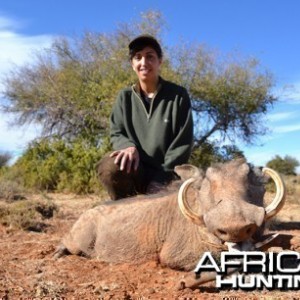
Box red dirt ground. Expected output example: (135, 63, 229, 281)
(1, 193, 300, 300)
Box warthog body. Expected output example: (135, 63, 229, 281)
(57, 159, 285, 273)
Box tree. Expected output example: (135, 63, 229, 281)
(167, 44, 275, 147)
(1, 10, 276, 149)
(266, 155, 299, 175)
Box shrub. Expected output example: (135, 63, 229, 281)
(189, 142, 245, 169)
(12, 137, 111, 194)
(267, 155, 299, 176)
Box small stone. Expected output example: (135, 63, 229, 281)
(146, 287, 155, 294)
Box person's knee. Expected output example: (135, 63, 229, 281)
(96, 153, 141, 200)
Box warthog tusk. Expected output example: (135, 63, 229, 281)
(225, 233, 279, 251)
(254, 233, 279, 249)
(177, 177, 204, 225)
(262, 167, 286, 220)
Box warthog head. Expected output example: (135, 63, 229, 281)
(175, 158, 285, 244)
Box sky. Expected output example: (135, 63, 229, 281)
(0, 0, 300, 171)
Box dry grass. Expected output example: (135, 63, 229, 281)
(265, 176, 300, 231)
(0, 198, 58, 231)
(284, 174, 300, 205)
(0, 178, 26, 201)
(34, 280, 68, 298)
(265, 174, 300, 205)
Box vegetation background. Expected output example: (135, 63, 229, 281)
(0, 11, 299, 197)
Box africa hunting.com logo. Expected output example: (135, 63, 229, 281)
(194, 251, 300, 290)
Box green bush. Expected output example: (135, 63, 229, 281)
(189, 142, 245, 170)
(267, 155, 299, 176)
(11, 137, 111, 194)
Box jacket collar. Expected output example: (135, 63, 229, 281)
(132, 76, 164, 97)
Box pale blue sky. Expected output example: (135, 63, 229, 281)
(0, 0, 300, 170)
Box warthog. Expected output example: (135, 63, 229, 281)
(55, 159, 285, 287)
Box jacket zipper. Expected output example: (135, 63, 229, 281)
(132, 85, 161, 122)
(132, 89, 157, 121)
(149, 90, 159, 119)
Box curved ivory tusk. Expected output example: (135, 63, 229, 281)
(263, 167, 286, 220)
(177, 177, 203, 225)
(254, 233, 279, 249)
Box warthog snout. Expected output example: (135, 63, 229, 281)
(203, 200, 265, 242)
(212, 222, 259, 242)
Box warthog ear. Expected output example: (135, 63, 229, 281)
(174, 164, 203, 181)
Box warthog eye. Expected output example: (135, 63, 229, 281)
(246, 227, 253, 235)
(217, 229, 226, 235)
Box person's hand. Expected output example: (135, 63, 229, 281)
(110, 147, 140, 173)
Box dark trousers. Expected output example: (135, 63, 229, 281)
(96, 154, 176, 200)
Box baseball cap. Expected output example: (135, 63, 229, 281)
(128, 34, 163, 59)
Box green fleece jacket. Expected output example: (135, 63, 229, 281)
(110, 78, 194, 172)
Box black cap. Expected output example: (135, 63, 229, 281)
(128, 34, 163, 59)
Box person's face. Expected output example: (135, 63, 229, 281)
(131, 46, 162, 83)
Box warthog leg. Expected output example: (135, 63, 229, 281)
(53, 244, 90, 259)
(53, 244, 71, 259)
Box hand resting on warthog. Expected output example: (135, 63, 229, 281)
(54, 158, 286, 289)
